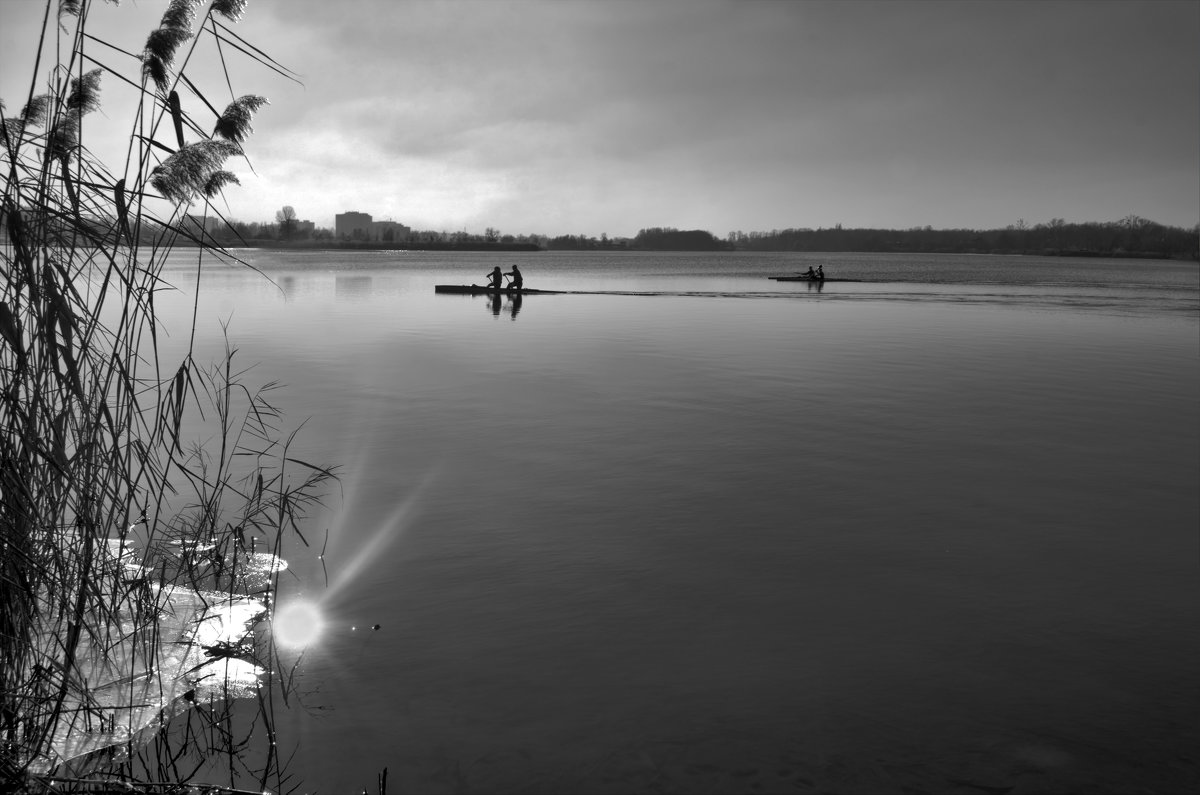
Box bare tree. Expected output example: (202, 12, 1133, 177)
(275, 205, 297, 239)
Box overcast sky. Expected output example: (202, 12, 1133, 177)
(2, 0, 1197, 236)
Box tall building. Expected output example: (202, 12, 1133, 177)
(335, 211, 372, 240)
(335, 211, 410, 242)
(370, 220, 410, 243)
(182, 214, 221, 238)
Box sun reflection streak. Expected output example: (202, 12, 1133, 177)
(271, 466, 438, 648)
(335, 461, 441, 596)
(326, 482, 427, 597)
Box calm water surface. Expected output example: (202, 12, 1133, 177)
(155, 251, 1198, 793)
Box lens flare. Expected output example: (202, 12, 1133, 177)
(272, 600, 324, 649)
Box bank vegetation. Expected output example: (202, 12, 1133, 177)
(2, 1, 333, 792)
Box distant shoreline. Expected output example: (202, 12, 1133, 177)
(243, 240, 543, 252)
(173, 239, 1197, 261)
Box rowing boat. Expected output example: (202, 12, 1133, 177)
(769, 276, 863, 282)
(434, 285, 567, 295)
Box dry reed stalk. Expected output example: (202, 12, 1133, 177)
(2, 2, 333, 792)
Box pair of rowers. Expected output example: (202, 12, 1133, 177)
(800, 265, 825, 280)
(485, 264, 523, 291)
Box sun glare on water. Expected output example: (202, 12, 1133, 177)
(272, 600, 325, 649)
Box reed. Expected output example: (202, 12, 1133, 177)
(2, 2, 330, 792)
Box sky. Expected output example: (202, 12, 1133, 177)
(1, 0, 1197, 237)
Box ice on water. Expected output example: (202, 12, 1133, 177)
(29, 540, 288, 773)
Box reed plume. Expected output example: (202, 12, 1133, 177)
(150, 139, 243, 204)
(203, 169, 241, 198)
(214, 95, 269, 145)
(212, 0, 250, 22)
(66, 69, 103, 115)
(142, 0, 202, 94)
(20, 95, 50, 127)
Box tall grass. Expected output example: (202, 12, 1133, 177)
(2, 1, 332, 792)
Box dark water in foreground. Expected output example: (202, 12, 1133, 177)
(155, 251, 1198, 793)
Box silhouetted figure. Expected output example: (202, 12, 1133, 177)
(486, 266, 503, 290)
(506, 264, 523, 291)
(816, 265, 825, 280)
(801, 266, 817, 279)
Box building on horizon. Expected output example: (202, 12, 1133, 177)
(182, 214, 221, 239)
(335, 211, 410, 243)
(370, 219, 410, 243)
(335, 211, 373, 240)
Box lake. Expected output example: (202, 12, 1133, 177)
(152, 250, 1199, 794)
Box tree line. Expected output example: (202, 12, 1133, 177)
(173, 209, 1200, 259)
(540, 219, 1197, 259)
(14, 214, 1191, 260)
(725, 217, 1198, 260)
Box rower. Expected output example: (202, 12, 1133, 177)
(506, 264, 523, 291)
(486, 266, 503, 290)
(801, 266, 817, 279)
(816, 265, 825, 280)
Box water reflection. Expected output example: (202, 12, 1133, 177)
(488, 292, 523, 319)
(335, 275, 373, 300)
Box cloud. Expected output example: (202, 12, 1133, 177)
(2, 0, 1197, 233)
